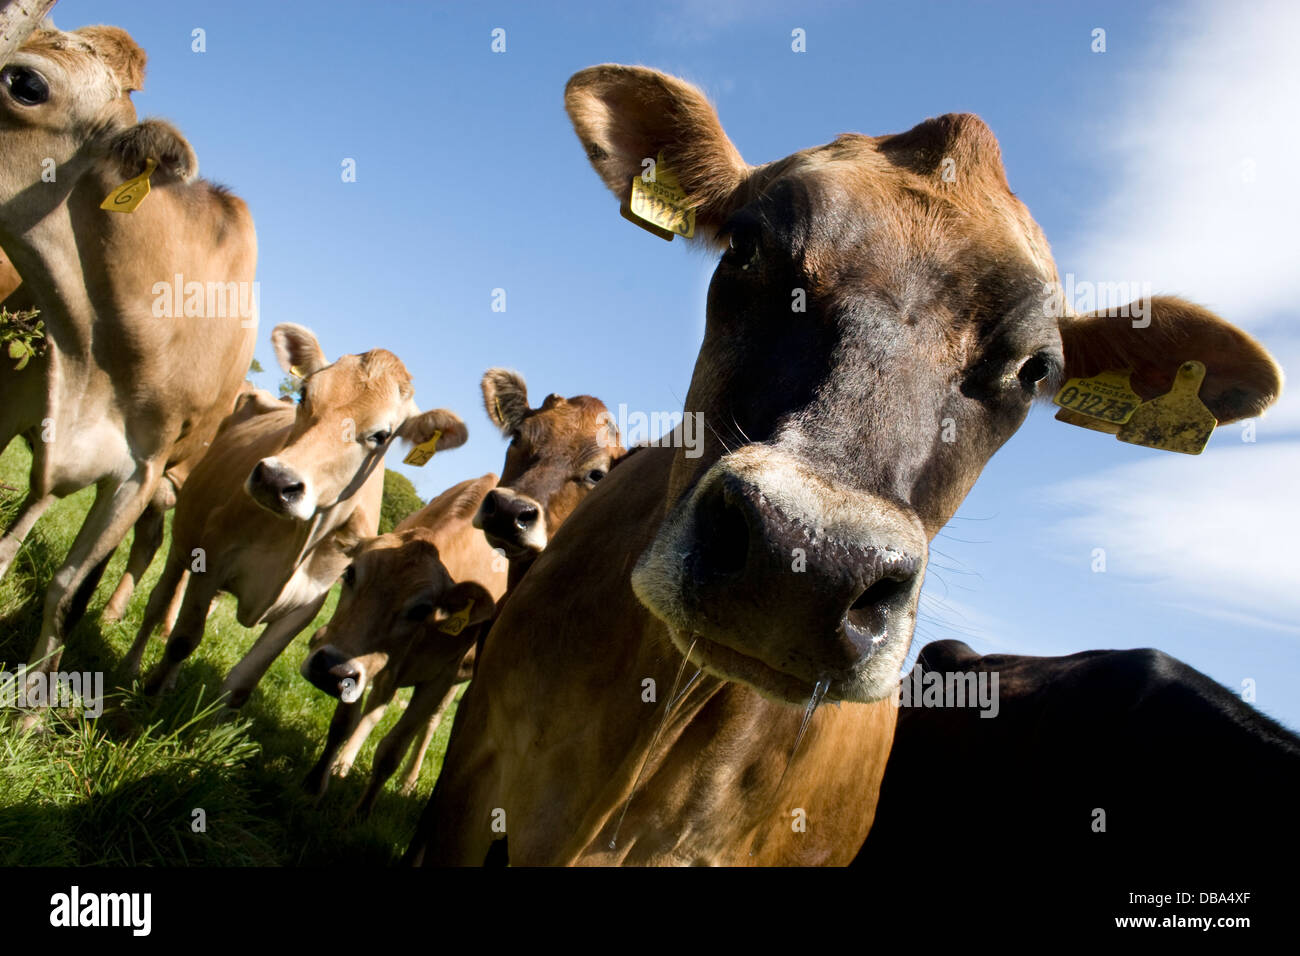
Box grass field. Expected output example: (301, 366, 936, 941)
(0, 440, 456, 866)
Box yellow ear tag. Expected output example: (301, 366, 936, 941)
(1116, 361, 1217, 455)
(289, 365, 304, 379)
(437, 599, 474, 636)
(100, 159, 157, 213)
(403, 428, 442, 467)
(1052, 368, 1141, 429)
(624, 152, 695, 241)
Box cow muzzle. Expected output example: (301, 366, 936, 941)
(246, 456, 316, 519)
(301, 646, 367, 703)
(631, 445, 926, 705)
(473, 487, 547, 555)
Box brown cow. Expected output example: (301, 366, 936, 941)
(301, 369, 624, 813)
(300, 475, 505, 810)
(406, 65, 1283, 865)
(0, 26, 257, 686)
(0, 253, 218, 629)
(123, 323, 466, 707)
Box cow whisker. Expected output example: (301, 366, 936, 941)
(607, 639, 699, 852)
(747, 675, 831, 858)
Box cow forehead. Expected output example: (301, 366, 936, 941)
(758, 118, 1057, 290)
(519, 396, 609, 448)
(355, 532, 445, 586)
(306, 350, 413, 413)
(17, 29, 123, 102)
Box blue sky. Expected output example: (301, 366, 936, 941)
(51, 1, 1300, 727)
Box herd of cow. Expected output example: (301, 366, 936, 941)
(1, 22, 1297, 874)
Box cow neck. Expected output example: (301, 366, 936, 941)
(562, 626, 898, 865)
(5, 205, 97, 366)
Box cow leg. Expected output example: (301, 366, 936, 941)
(27, 469, 157, 675)
(121, 549, 188, 680)
(0, 489, 55, 581)
(333, 667, 400, 777)
(159, 570, 188, 637)
(60, 551, 113, 634)
(220, 594, 327, 708)
(102, 502, 166, 622)
(142, 574, 220, 696)
(398, 683, 461, 795)
(357, 680, 456, 818)
(303, 699, 363, 798)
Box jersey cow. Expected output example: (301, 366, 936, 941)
(406, 65, 1282, 865)
(0, 26, 257, 684)
(301, 369, 623, 814)
(122, 323, 466, 707)
(858, 640, 1300, 893)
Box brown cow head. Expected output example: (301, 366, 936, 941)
(247, 323, 467, 520)
(473, 368, 624, 556)
(0, 27, 199, 229)
(301, 529, 494, 701)
(566, 65, 1282, 706)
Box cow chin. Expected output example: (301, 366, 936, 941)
(631, 446, 925, 705)
(648, 612, 915, 707)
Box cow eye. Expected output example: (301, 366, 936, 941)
(723, 225, 762, 272)
(1017, 354, 1053, 391)
(369, 430, 391, 446)
(341, 565, 355, 587)
(3, 67, 49, 106)
(584, 468, 606, 484)
(406, 601, 434, 621)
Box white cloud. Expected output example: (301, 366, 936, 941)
(1062, 0, 1300, 327)
(1040, 1, 1300, 637)
(1044, 441, 1300, 633)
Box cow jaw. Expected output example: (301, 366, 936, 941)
(632, 445, 926, 705)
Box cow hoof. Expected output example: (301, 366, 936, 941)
(223, 687, 250, 709)
(303, 763, 331, 798)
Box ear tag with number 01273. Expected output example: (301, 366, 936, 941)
(622, 152, 696, 241)
(1052, 368, 1142, 434)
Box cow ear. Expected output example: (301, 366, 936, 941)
(103, 119, 197, 182)
(271, 323, 329, 377)
(481, 368, 529, 434)
(565, 64, 752, 244)
(76, 25, 146, 94)
(399, 409, 468, 451)
(1058, 296, 1282, 424)
(433, 582, 496, 628)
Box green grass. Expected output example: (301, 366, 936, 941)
(0, 440, 458, 866)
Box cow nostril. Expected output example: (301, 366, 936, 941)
(280, 482, 305, 503)
(514, 505, 539, 530)
(482, 493, 499, 516)
(851, 575, 908, 610)
(700, 495, 749, 578)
